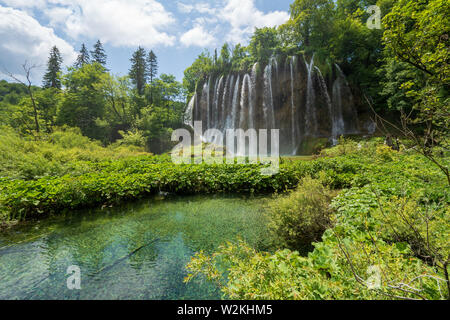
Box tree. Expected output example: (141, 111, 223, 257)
(183, 51, 213, 94)
(147, 50, 158, 84)
(43, 46, 63, 89)
(4, 62, 41, 134)
(231, 44, 248, 71)
(137, 105, 179, 153)
(91, 40, 107, 67)
(381, 0, 449, 185)
(147, 74, 185, 108)
(74, 44, 91, 68)
(248, 27, 280, 65)
(96, 74, 134, 140)
(57, 64, 106, 140)
(219, 43, 231, 70)
(35, 88, 60, 133)
(129, 47, 148, 96)
(282, 0, 334, 50)
(147, 50, 158, 104)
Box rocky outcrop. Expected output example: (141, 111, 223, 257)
(185, 54, 375, 155)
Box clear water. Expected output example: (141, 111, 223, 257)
(0, 195, 271, 300)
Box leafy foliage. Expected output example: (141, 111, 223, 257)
(267, 177, 335, 253)
(185, 139, 449, 300)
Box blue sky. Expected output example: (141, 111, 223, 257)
(0, 0, 292, 84)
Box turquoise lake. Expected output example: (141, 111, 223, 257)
(0, 195, 271, 300)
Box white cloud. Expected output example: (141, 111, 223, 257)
(0, 0, 46, 9)
(0, 5, 77, 83)
(180, 25, 216, 47)
(177, 2, 194, 13)
(221, 0, 289, 44)
(176, 0, 289, 47)
(45, 6, 72, 27)
(61, 0, 176, 47)
(1, 0, 177, 48)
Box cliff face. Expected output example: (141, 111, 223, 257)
(185, 54, 376, 155)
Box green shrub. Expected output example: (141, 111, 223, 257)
(115, 129, 146, 148)
(185, 139, 449, 300)
(267, 177, 335, 253)
(0, 126, 146, 180)
(1, 137, 448, 225)
(185, 237, 442, 300)
(371, 196, 449, 270)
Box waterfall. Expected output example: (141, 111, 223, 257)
(315, 66, 335, 141)
(334, 64, 359, 134)
(305, 56, 317, 137)
(201, 80, 208, 127)
(206, 77, 212, 130)
(290, 56, 298, 154)
(189, 55, 365, 155)
(240, 74, 252, 129)
(221, 75, 230, 130)
(231, 75, 240, 129)
(332, 75, 345, 139)
(225, 75, 234, 129)
(271, 56, 279, 85)
(249, 63, 258, 129)
(212, 77, 221, 129)
(184, 93, 196, 128)
(263, 60, 276, 130)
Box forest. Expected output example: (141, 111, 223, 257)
(0, 0, 448, 301)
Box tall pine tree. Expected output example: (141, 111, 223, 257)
(74, 44, 90, 68)
(91, 40, 107, 67)
(43, 46, 63, 89)
(129, 47, 148, 96)
(147, 50, 158, 104)
(147, 50, 158, 84)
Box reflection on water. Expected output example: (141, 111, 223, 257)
(0, 195, 270, 300)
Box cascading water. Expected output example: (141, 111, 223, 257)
(224, 74, 234, 129)
(186, 55, 367, 155)
(290, 56, 298, 154)
(263, 59, 276, 130)
(334, 64, 359, 134)
(315, 66, 335, 141)
(305, 56, 318, 137)
(231, 75, 240, 130)
(249, 63, 258, 129)
(240, 74, 250, 129)
(220, 75, 230, 130)
(212, 77, 222, 129)
(331, 72, 345, 139)
(184, 93, 195, 128)
(206, 77, 211, 129)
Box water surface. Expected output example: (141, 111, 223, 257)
(0, 195, 270, 300)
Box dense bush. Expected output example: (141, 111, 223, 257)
(0, 126, 146, 180)
(1, 137, 448, 222)
(186, 186, 448, 300)
(0, 163, 298, 220)
(185, 236, 442, 300)
(185, 140, 450, 300)
(267, 177, 335, 253)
